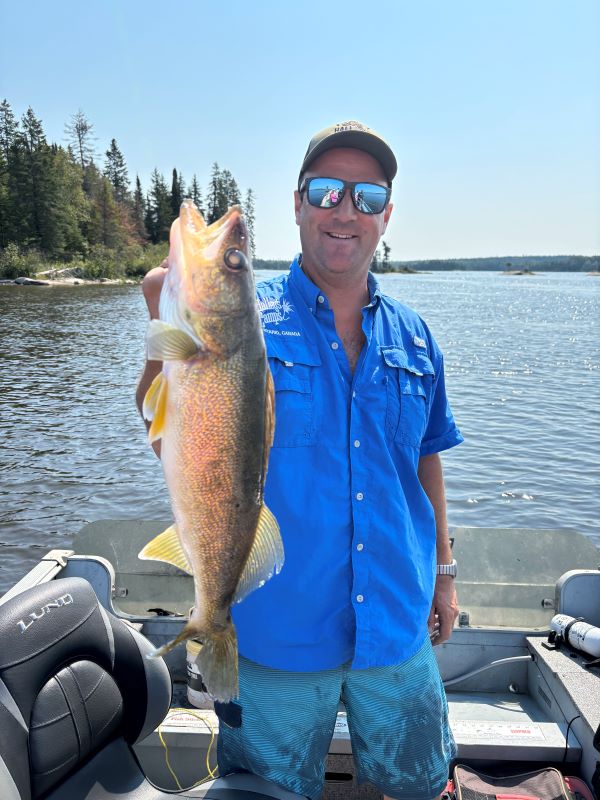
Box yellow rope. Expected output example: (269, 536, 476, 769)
(157, 706, 219, 790)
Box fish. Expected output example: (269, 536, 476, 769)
(139, 200, 283, 701)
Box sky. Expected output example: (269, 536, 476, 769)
(1, 0, 599, 261)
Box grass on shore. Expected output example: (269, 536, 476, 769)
(0, 242, 169, 282)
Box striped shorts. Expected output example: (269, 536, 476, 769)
(216, 637, 456, 800)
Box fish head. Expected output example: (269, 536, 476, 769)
(162, 201, 255, 354)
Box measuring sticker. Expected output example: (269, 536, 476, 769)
(334, 713, 349, 736)
(452, 720, 546, 742)
(162, 710, 217, 730)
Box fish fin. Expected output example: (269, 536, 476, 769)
(142, 371, 165, 422)
(265, 368, 275, 450)
(144, 371, 168, 443)
(138, 524, 193, 574)
(147, 319, 198, 361)
(148, 621, 239, 702)
(233, 504, 284, 605)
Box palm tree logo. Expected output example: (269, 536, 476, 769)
(280, 299, 293, 320)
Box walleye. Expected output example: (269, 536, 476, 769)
(140, 200, 283, 701)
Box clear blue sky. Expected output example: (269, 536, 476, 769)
(1, 0, 598, 260)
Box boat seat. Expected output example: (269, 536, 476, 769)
(0, 577, 304, 800)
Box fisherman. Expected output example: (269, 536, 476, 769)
(137, 120, 463, 800)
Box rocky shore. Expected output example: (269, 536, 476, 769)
(0, 268, 138, 286)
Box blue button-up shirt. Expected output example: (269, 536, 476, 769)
(232, 257, 463, 671)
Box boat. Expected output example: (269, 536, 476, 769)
(1, 522, 599, 799)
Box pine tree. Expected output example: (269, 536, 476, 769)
(206, 162, 229, 223)
(133, 175, 147, 241)
(381, 240, 391, 272)
(145, 168, 172, 243)
(0, 101, 18, 247)
(16, 107, 48, 249)
(104, 138, 129, 202)
(189, 174, 204, 216)
(171, 168, 184, 217)
(221, 169, 241, 206)
(243, 188, 256, 258)
(371, 249, 381, 272)
(0, 150, 10, 248)
(65, 109, 96, 169)
(0, 99, 18, 161)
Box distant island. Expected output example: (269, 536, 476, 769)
(254, 255, 599, 273)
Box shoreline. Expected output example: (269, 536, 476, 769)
(0, 276, 139, 287)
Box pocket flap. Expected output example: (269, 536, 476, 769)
(269, 360, 310, 394)
(265, 334, 322, 367)
(380, 345, 434, 377)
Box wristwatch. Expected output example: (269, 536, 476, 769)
(436, 559, 457, 578)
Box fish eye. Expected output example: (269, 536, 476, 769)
(224, 248, 248, 271)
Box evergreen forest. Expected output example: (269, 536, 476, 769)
(0, 101, 256, 280)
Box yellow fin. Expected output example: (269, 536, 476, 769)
(138, 524, 193, 574)
(144, 371, 168, 443)
(147, 319, 198, 361)
(233, 504, 284, 604)
(265, 368, 275, 451)
(142, 371, 165, 422)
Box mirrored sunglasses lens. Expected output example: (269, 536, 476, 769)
(354, 183, 388, 214)
(307, 178, 344, 208)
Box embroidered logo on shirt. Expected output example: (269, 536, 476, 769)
(413, 335, 427, 349)
(257, 297, 294, 327)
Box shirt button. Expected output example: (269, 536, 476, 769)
(317, 295, 325, 304)
(331, 342, 339, 350)
(354, 439, 360, 448)
(356, 543, 364, 551)
(352, 391, 356, 399)
(356, 492, 364, 501)
(356, 594, 364, 603)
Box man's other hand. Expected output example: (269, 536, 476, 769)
(428, 575, 459, 645)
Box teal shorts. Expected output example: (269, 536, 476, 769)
(217, 637, 456, 800)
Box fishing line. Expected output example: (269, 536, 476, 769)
(157, 706, 218, 790)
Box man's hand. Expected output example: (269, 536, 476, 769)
(135, 259, 169, 458)
(142, 259, 168, 319)
(428, 575, 459, 645)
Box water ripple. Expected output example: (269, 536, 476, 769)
(0, 273, 598, 594)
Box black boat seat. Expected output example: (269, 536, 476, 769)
(0, 577, 305, 800)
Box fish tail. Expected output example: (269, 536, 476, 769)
(148, 619, 239, 702)
(192, 622, 239, 702)
(147, 621, 199, 659)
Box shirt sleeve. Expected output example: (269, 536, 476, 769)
(420, 349, 464, 456)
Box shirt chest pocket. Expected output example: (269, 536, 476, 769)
(381, 345, 435, 448)
(266, 339, 321, 448)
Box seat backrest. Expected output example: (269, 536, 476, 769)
(0, 577, 171, 800)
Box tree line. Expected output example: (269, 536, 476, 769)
(0, 101, 256, 279)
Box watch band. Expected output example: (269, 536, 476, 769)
(436, 559, 457, 577)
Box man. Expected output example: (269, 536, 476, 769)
(137, 120, 463, 800)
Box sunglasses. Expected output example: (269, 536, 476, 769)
(299, 176, 391, 215)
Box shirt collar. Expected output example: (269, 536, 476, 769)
(289, 254, 382, 312)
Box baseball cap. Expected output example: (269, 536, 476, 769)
(298, 120, 397, 188)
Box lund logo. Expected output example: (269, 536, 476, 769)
(17, 593, 74, 633)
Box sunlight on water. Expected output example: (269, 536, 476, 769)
(0, 271, 598, 593)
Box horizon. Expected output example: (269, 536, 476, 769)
(1, 1, 599, 261)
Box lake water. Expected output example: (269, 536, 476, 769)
(1, 271, 598, 596)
